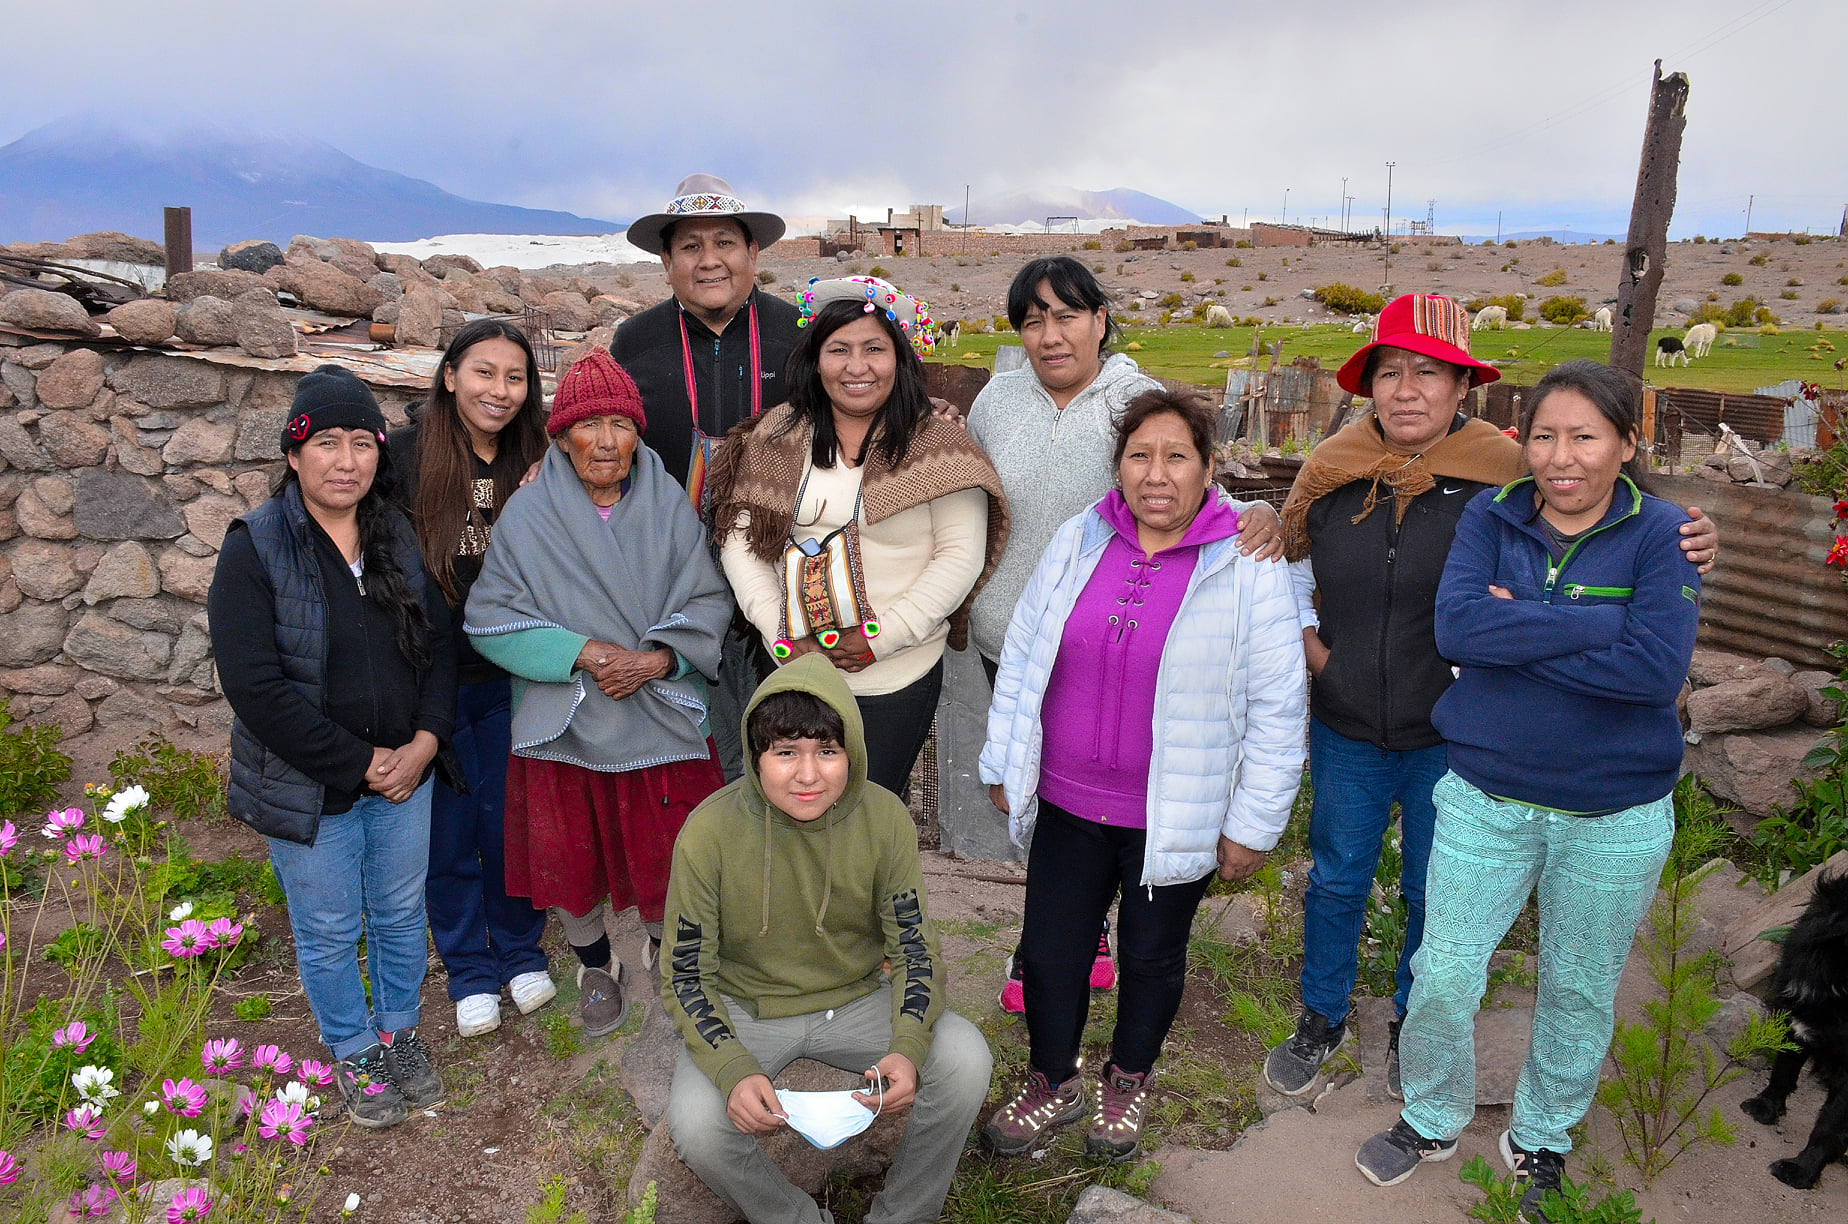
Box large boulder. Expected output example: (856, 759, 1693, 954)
(108, 354, 224, 409)
(105, 299, 177, 344)
(0, 288, 99, 337)
(1065, 1186, 1193, 1224)
(61, 232, 166, 264)
(73, 468, 186, 541)
(156, 547, 217, 602)
(0, 417, 52, 471)
(423, 253, 483, 277)
(175, 295, 240, 346)
(165, 268, 272, 303)
(162, 419, 235, 467)
(34, 349, 106, 411)
(9, 540, 81, 601)
(0, 601, 70, 667)
(326, 237, 381, 267)
(1682, 725, 1832, 822)
(394, 287, 444, 348)
(82, 542, 160, 604)
(62, 611, 171, 680)
(1686, 669, 1809, 734)
(543, 291, 595, 332)
(36, 412, 111, 467)
(376, 253, 439, 287)
(266, 260, 382, 317)
(1792, 669, 1841, 728)
(218, 240, 286, 275)
(232, 292, 298, 358)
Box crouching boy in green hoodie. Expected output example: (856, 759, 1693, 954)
(661, 655, 992, 1224)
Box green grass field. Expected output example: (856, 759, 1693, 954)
(933, 320, 1845, 395)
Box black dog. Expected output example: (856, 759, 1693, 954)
(1739, 868, 1848, 1189)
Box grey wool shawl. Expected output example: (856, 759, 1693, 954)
(463, 442, 730, 772)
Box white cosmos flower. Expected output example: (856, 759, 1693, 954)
(275, 1080, 312, 1108)
(168, 901, 194, 921)
(103, 785, 151, 823)
(343, 1192, 361, 1213)
(165, 1128, 212, 1166)
(72, 1065, 119, 1103)
(143, 1099, 160, 1116)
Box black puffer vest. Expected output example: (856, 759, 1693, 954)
(226, 485, 430, 845)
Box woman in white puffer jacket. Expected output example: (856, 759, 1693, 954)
(978, 389, 1305, 1164)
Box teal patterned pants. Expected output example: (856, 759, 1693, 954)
(1399, 771, 1673, 1153)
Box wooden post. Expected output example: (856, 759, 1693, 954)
(1641, 387, 1658, 468)
(163, 207, 193, 280)
(1610, 62, 1689, 380)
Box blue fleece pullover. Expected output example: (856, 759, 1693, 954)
(1431, 475, 1699, 816)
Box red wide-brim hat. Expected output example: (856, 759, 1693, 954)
(1336, 293, 1502, 396)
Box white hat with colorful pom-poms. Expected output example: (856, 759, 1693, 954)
(797, 276, 937, 357)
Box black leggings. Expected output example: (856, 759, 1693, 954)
(1022, 802, 1212, 1079)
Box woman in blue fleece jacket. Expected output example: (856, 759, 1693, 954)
(1355, 360, 1699, 1212)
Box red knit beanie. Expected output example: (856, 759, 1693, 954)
(547, 349, 647, 435)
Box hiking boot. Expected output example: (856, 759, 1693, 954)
(456, 992, 501, 1038)
(1088, 922, 1117, 992)
(1386, 1017, 1403, 1101)
(981, 1068, 1087, 1156)
(997, 950, 1025, 1016)
(1501, 1130, 1565, 1223)
(335, 1043, 408, 1129)
(1355, 1118, 1458, 1187)
(578, 962, 628, 1038)
(383, 1027, 444, 1109)
(510, 970, 557, 1015)
(1263, 1008, 1346, 1096)
(1085, 1063, 1151, 1162)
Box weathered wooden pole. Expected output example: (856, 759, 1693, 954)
(1610, 61, 1689, 381)
(163, 207, 193, 280)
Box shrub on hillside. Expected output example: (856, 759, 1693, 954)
(1315, 283, 1386, 315)
(1465, 294, 1527, 322)
(1538, 295, 1588, 325)
(1722, 272, 1744, 286)
(1535, 267, 1568, 287)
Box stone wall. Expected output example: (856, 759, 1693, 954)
(0, 336, 420, 742)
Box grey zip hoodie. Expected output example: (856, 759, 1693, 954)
(965, 353, 1160, 660)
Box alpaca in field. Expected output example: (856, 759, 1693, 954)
(941, 319, 961, 347)
(1685, 322, 1717, 358)
(1203, 304, 1233, 328)
(1656, 335, 1688, 367)
(1473, 305, 1508, 330)
(1593, 306, 1613, 331)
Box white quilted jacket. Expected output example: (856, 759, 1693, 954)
(980, 489, 1307, 887)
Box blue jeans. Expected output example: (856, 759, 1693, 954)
(1300, 718, 1445, 1024)
(267, 779, 434, 1060)
(427, 678, 548, 1000)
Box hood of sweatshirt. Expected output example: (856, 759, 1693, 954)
(1096, 485, 1244, 550)
(737, 653, 869, 933)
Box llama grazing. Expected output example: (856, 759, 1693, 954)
(1656, 335, 1688, 367)
(1473, 305, 1508, 330)
(1685, 322, 1717, 358)
(1592, 306, 1613, 331)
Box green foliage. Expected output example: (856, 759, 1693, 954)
(1686, 303, 1727, 327)
(868, 265, 890, 278)
(1467, 294, 1527, 322)
(44, 924, 106, 971)
(1314, 283, 1386, 316)
(232, 993, 272, 1021)
(1819, 299, 1843, 314)
(1357, 823, 1408, 997)
(1482, 951, 1536, 1009)
(1256, 271, 1268, 282)
(1749, 254, 1768, 266)
(1720, 297, 1774, 328)
(1539, 295, 1589, 325)
(527, 1174, 591, 1224)
(1114, 241, 1135, 253)
(1594, 780, 1794, 1183)
(1179, 271, 1195, 283)
(1536, 267, 1569, 287)
(541, 1009, 581, 1059)
(1750, 642, 1848, 885)
(992, 315, 1013, 332)
(1780, 289, 1801, 300)
(0, 706, 72, 817)
(1081, 240, 1101, 250)
(1235, 240, 1252, 249)
(1, 996, 128, 1131)
(1721, 272, 1744, 286)
(755, 270, 776, 285)
(1158, 292, 1184, 310)
(108, 734, 227, 819)
(1225, 256, 1242, 267)
(1459, 1155, 1650, 1223)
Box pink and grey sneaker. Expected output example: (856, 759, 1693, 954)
(1086, 1063, 1151, 1162)
(1089, 922, 1117, 992)
(998, 951, 1026, 1015)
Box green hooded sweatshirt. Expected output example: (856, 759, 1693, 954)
(660, 654, 946, 1098)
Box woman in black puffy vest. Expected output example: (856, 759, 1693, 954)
(209, 365, 454, 1131)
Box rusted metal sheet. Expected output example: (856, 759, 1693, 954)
(1654, 387, 1788, 445)
(1656, 473, 1848, 666)
(1222, 362, 1349, 447)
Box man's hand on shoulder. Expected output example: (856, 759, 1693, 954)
(726, 1074, 786, 1134)
(853, 1053, 918, 1114)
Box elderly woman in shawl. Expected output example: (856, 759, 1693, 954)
(1260, 294, 1718, 1108)
(466, 349, 731, 1037)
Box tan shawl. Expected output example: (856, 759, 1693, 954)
(1280, 413, 1524, 561)
(706, 403, 1011, 651)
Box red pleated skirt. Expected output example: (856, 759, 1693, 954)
(503, 744, 725, 921)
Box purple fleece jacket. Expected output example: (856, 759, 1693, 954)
(1037, 490, 1243, 826)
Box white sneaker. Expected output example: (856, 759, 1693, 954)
(456, 992, 501, 1038)
(641, 935, 661, 973)
(509, 970, 557, 1015)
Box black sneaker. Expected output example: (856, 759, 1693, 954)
(335, 1043, 408, 1129)
(1500, 1130, 1565, 1223)
(383, 1028, 444, 1109)
(1355, 1118, 1458, 1187)
(1263, 1009, 1346, 1096)
(1386, 1017, 1403, 1101)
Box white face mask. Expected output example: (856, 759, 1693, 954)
(774, 1083, 881, 1150)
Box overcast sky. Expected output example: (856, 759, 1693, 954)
(4, 0, 1842, 239)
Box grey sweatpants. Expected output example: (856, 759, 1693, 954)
(664, 983, 991, 1224)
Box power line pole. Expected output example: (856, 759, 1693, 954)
(1282, 187, 1290, 226)
(1743, 193, 1753, 236)
(1384, 161, 1396, 289)
(1496, 211, 1502, 244)
(1340, 177, 1348, 231)
(962, 184, 969, 255)
(1610, 61, 1690, 383)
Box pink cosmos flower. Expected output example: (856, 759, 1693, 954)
(0, 1149, 17, 1185)
(44, 807, 84, 838)
(0, 819, 16, 857)
(161, 1077, 208, 1118)
(206, 917, 244, 946)
(161, 920, 216, 959)
(52, 1020, 95, 1054)
(251, 1044, 292, 1076)
(297, 1058, 333, 1087)
(200, 1037, 244, 1074)
(257, 1098, 313, 1146)
(64, 1103, 106, 1141)
(99, 1150, 136, 1182)
(68, 1183, 118, 1218)
(64, 833, 107, 865)
(167, 1186, 214, 1224)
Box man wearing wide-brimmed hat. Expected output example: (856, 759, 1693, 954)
(614, 174, 801, 788)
